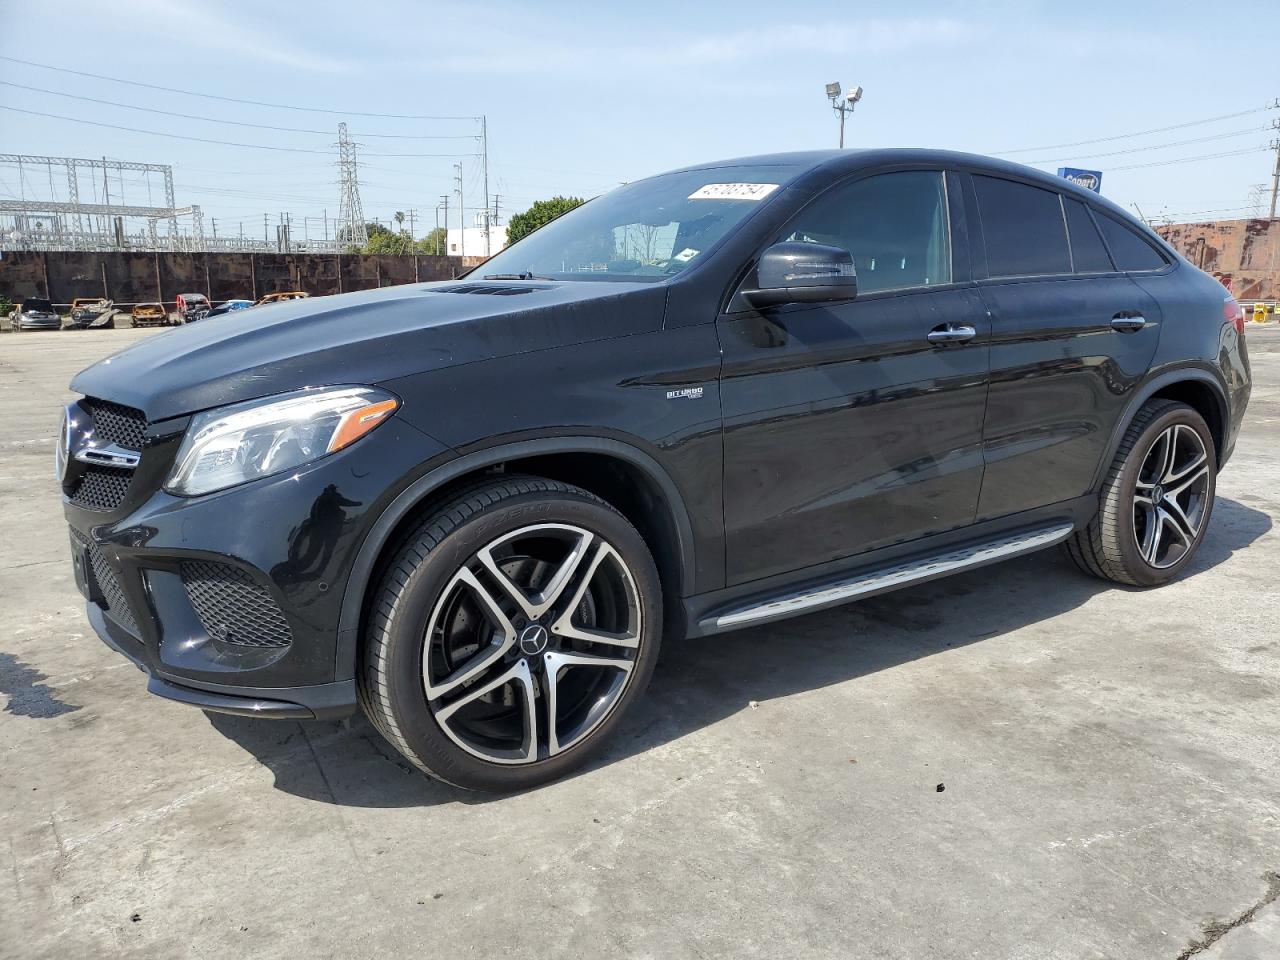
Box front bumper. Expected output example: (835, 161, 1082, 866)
(64, 410, 449, 720)
(89, 604, 356, 718)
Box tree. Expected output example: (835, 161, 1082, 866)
(416, 227, 447, 255)
(362, 222, 414, 255)
(506, 196, 585, 245)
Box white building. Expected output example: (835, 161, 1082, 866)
(446, 222, 508, 258)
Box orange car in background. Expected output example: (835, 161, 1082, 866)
(130, 302, 169, 328)
(256, 291, 310, 306)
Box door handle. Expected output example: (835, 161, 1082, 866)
(927, 323, 977, 346)
(1110, 313, 1148, 333)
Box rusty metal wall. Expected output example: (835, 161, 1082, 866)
(1157, 218, 1280, 301)
(0, 251, 486, 306)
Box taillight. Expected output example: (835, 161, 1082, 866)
(1224, 296, 1244, 334)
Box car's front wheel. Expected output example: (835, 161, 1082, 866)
(1065, 399, 1216, 586)
(358, 476, 662, 791)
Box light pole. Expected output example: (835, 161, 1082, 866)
(825, 82, 863, 148)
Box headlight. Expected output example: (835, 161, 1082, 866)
(165, 386, 399, 497)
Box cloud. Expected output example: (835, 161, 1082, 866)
(51, 0, 352, 74)
(390, 15, 979, 76)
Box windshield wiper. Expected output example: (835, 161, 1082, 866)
(481, 271, 552, 281)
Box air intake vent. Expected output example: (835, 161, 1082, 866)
(180, 561, 292, 649)
(74, 532, 139, 636)
(70, 465, 133, 512)
(434, 283, 551, 296)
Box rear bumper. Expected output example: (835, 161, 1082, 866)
(89, 603, 356, 719)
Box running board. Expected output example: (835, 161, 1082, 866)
(705, 522, 1075, 632)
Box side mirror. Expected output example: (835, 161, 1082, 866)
(744, 241, 858, 308)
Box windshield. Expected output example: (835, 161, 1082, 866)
(479, 164, 801, 282)
(23, 299, 53, 311)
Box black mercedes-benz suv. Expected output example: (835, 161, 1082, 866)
(60, 149, 1251, 791)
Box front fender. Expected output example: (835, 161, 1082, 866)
(333, 435, 698, 681)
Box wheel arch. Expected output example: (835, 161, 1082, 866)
(1091, 366, 1228, 492)
(335, 436, 697, 680)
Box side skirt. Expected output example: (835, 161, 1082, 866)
(680, 497, 1095, 638)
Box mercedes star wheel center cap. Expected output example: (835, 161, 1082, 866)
(518, 623, 550, 656)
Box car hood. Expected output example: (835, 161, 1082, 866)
(71, 280, 667, 421)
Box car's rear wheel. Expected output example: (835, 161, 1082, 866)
(1065, 399, 1216, 586)
(358, 476, 662, 791)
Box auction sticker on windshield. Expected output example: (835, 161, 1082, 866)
(688, 183, 779, 201)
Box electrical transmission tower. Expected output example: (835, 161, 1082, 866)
(1249, 183, 1267, 219)
(335, 122, 367, 249)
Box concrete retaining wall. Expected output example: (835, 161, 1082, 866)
(0, 251, 486, 307)
(1157, 218, 1280, 302)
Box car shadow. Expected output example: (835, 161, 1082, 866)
(205, 496, 1272, 807)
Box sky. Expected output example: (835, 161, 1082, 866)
(1, 0, 1277, 239)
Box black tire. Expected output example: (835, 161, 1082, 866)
(357, 475, 662, 791)
(1064, 399, 1216, 586)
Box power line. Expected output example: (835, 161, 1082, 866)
(0, 56, 479, 121)
(0, 81, 480, 140)
(0, 105, 480, 158)
(1107, 146, 1267, 172)
(1025, 126, 1272, 165)
(995, 103, 1276, 155)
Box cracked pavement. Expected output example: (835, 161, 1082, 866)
(2, 326, 1279, 959)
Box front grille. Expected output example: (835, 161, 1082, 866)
(69, 398, 148, 512)
(180, 561, 292, 649)
(75, 533, 140, 636)
(70, 465, 133, 511)
(83, 398, 146, 451)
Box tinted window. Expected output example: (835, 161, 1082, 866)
(782, 171, 951, 293)
(974, 175, 1071, 278)
(1063, 199, 1113, 273)
(1096, 214, 1168, 272)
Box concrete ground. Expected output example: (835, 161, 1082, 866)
(2, 325, 1279, 960)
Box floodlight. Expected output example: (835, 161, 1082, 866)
(825, 82, 841, 99)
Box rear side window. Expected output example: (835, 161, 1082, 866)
(782, 170, 951, 294)
(974, 175, 1071, 278)
(1096, 214, 1168, 272)
(1064, 199, 1113, 273)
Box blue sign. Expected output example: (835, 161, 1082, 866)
(1058, 167, 1102, 192)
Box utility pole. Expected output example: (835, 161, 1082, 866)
(407, 208, 417, 244)
(454, 162, 465, 259)
(443, 197, 451, 253)
(1270, 136, 1280, 220)
(481, 115, 490, 257)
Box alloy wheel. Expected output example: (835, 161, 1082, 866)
(1133, 423, 1211, 569)
(422, 523, 642, 765)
